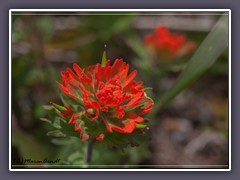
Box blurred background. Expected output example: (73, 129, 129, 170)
(11, 11, 229, 168)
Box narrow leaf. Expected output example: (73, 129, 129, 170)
(39, 118, 51, 124)
(50, 102, 67, 112)
(101, 45, 107, 67)
(136, 123, 147, 129)
(47, 130, 66, 137)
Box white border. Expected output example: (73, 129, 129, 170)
(9, 9, 12, 172)
(9, 9, 231, 172)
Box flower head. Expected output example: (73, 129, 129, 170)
(145, 26, 196, 60)
(56, 59, 153, 142)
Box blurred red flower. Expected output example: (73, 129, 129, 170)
(56, 59, 153, 141)
(145, 26, 196, 60)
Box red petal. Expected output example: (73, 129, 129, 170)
(96, 134, 104, 141)
(73, 63, 83, 77)
(139, 101, 154, 115)
(56, 81, 82, 102)
(66, 68, 78, 80)
(125, 92, 144, 108)
(105, 60, 110, 67)
(111, 113, 143, 133)
(111, 59, 123, 76)
(123, 70, 137, 88)
(112, 119, 136, 133)
(126, 112, 144, 123)
(139, 107, 152, 115)
(102, 116, 113, 133)
(68, 114, 79, 124)
(101, 106, 108, 111)
(60, 106, 73, 117)
(79, 84, 93, 97)
(122, 119, 136, 133)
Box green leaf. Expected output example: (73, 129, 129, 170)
(149, 14, 229, 118)
(68, 151, 83, 162)
(52, 117, 63, 129)
(50, 102, 67, 112)
(67, 151, 86, 166)
(42, 105, 64, 129)
(60, 120, 80, 138)
(101, 45, 107, 67)
(39, 118, 52, 124)
(42, 105, 55, 111)
(136, 123, 147, 129)
(47, 130, 66, 137)
(142, 87, 152, 92)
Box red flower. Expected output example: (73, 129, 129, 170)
(145, 26, 196, 59)
(57, 59, 153, 141)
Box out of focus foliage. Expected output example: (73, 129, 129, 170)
(11, 12, 229, 168)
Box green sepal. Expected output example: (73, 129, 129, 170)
(101, 45, 107, 67)
(142, 87, 152, 92)
(50, 102, 67, 112)
(136, 123, 147, 129)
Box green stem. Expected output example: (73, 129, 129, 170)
(84, 139, 95, 164)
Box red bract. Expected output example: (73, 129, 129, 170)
(60, 106, 73, 117)
(145, 26, 195, 58)
(57, 59, 153, 141)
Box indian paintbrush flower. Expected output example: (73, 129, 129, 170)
(49, 51, 153, 148)
(145, 26, 196, 61)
